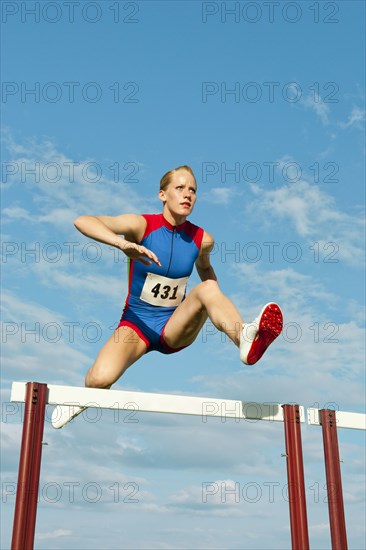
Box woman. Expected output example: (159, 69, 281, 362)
(52, 165, 283, 428)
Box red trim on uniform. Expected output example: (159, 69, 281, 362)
(183, 223, 204, 250)
(160, 322, 188, 354)
(142, 214, 164, 240)
(125, 258, 134, 308)
(161, 215, 186, 232)
(142, 214, 204, 251)
(142, 213, 186, 236)
(116, 320, 150, 349)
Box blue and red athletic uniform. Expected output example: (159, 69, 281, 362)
(117, 213, 204, 353)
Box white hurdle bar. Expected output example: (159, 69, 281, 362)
(11, 382, 366, 429)
(307, 408, 366, 430)
(10, 381, 300, 423)
(9, 381, 366, 550)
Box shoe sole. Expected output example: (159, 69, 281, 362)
(246, 303, 283, 365)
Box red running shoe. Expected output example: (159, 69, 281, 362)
(240, 303, 283, 365)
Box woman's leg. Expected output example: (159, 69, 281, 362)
(85, 325, 148, 388)
(163, 280, 243, 349)
(163, 280, 283, 365)
(52, 326, 148, 428)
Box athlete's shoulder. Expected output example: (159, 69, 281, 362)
(142, 213, 162, 223)
(141, 213, 164, 239)
(200, 230, 215, 252)
(183, 220, 205, 250)
(196, 230, 215, 269)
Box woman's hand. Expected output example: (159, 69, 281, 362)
(118, 240, 161, 267)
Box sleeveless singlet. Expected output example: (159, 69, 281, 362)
(117, 213, 204, 353)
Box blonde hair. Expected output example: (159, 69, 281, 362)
(160, 165, 196, 191)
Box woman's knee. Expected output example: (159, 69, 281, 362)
(85, 366, 113, 389)
(195, 279, 220, 301)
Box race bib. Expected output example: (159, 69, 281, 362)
(140, 272, 188, 307)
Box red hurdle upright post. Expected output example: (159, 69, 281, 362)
(282, 404, 310, 550)
(319, 409, 348, 550)
(11, 382, 48, 550)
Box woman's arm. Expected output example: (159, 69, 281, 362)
(74, 214, 161, 267)
(195, 231, 218, 282)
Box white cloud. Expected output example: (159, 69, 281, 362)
(247, 170, 364, 267)
(28, 257, 127, 302)
(0, 423, 22, 452)
(2, 206, 34, 222)
(1, 290, 97, 386)
(194, 260, 365, 410)
(36, 529, 72, 540)
(301, 94, 330, 126)
(234, 263, 336, 310)
(169, 480, 248, 517)
(39, 208, 78, 228)
(338, 106, 365, 130)
(2, 134, 151, 231)
(201, 187, 242, 205)
(1, 133, 364, 550)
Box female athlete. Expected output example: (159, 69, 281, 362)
(52, 165, 283, 428)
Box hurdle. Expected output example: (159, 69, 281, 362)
(9, 381, 366, 550)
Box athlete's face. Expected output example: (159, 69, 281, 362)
(159, 170, 197, 219)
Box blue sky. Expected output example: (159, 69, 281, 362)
(1, 1, 365, 548)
